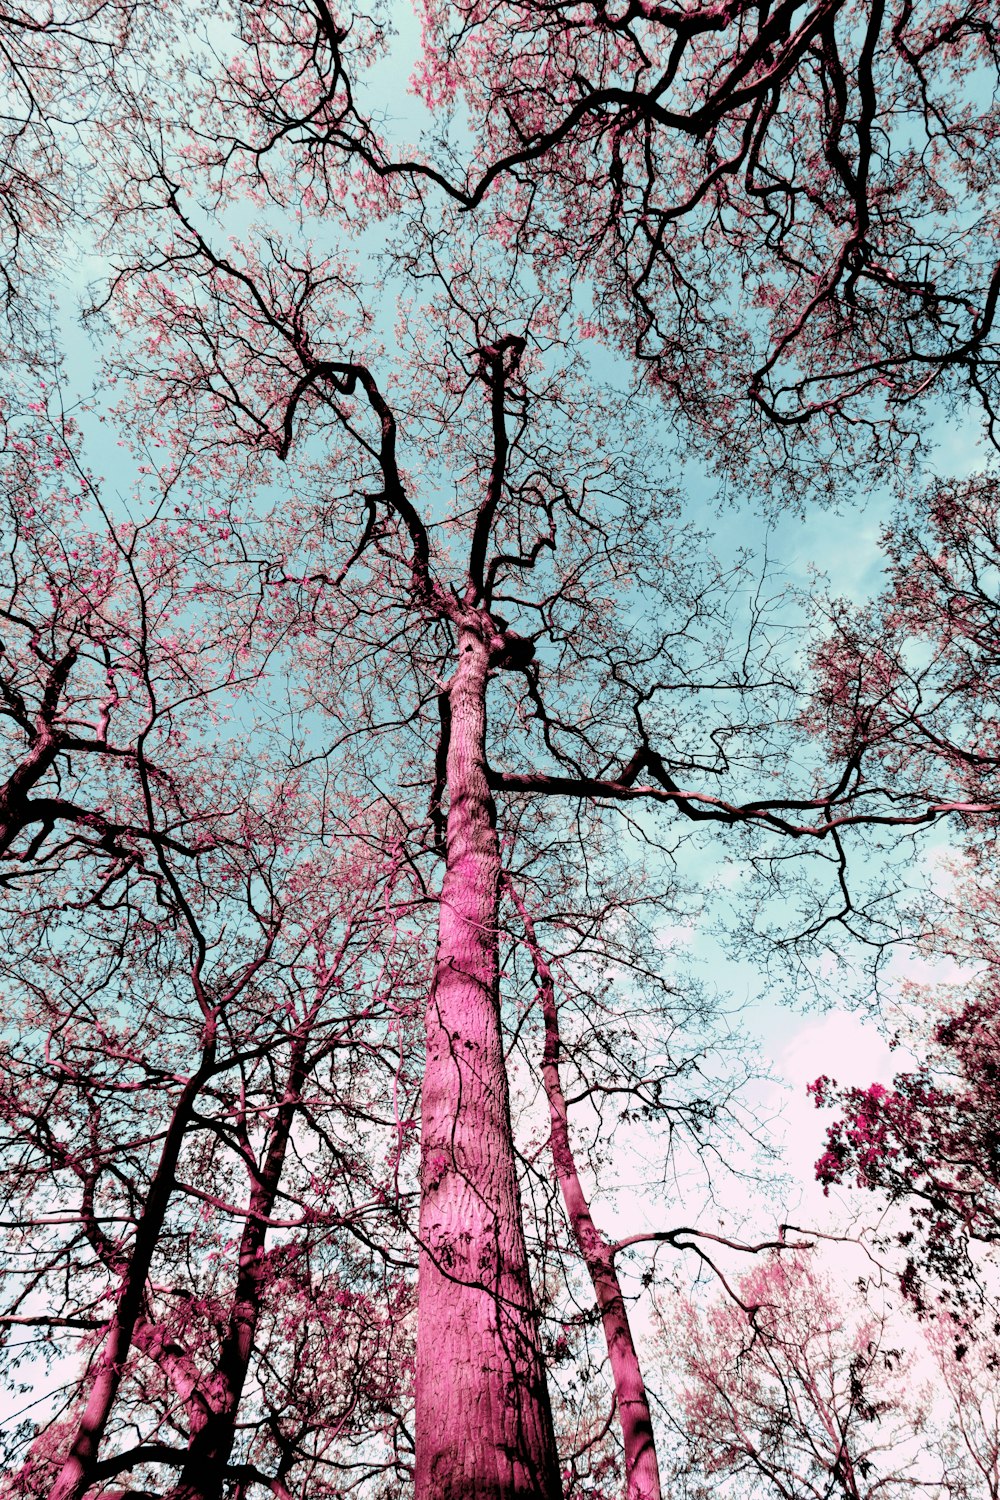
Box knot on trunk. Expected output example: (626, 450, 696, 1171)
(488, 629, 534, 672)
(456, 610, 534, 672)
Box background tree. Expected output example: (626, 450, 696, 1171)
(926, 1314, 1000, 1500)
(421, 0, 1000, 476)
(0, 0, 135, 335)
(659, 1253, 937, 1500)
(0, 390, 425, 1500)
(0, 388, 204, 872)
(806, 476, 1000, 1317)
(809, 906, 1000, 1319)
(2, 812, 421, 1500)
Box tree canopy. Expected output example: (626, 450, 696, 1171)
(3, 1, 1000, 1498)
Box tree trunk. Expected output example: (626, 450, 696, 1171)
(509, 887, 662, 1500)
(415, 628, 561, 1500)
(49, 1064, 211, 1500)
(162, 1034, 309, 1500)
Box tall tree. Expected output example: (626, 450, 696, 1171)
(90, 175, 992, 1496)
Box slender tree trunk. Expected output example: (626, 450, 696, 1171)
(49, 1063, 211, 1500)
(509, 888, 662, 1500)
(162, 1034, 309, 1500)
(415, 627, 561, 1500)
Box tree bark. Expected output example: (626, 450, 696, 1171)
(415, 627, 561, 1500)
(508, 887, 662, 1500)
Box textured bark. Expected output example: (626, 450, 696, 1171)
(509, 888, 662, 1500)
(415, 628, 561, 1500)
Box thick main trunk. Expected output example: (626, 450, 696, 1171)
(415, 631, 561, 1500)
(510, 891, 661, 1500)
